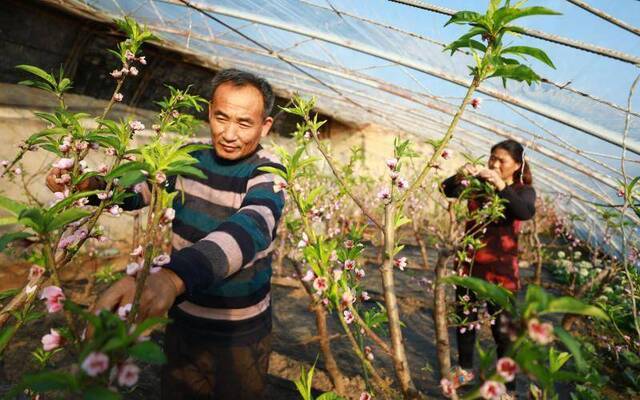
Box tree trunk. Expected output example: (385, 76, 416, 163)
(533, 217, 543, 286)
(381, 203, 415, 397)
(273, 224, 287, 276)
(434, 249, 452, 380)
(314, 304, 347, 395)
(412, 218, 430, 271)
(292, 262, 348, 395)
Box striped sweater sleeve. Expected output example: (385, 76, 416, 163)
(164, 165, 286, 295)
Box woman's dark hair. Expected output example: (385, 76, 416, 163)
(210, 68, 275, 119)
(491, 139, 533, 185)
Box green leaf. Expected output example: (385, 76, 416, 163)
(18, 208, 46, 234)
(0, 325, 18, 354)
(83, 386, 121, 400)
(73, 171, 101, 187)
(18, 80, 54, 92)
(489, 63, 541, 86)
(444, 39, 487, 55)
(16, 65, 56, 86)
(317, 393, 345, 400)
(0, 195, 27, 216)
(548, 347, 572, 374)
(523, 284, 550, 318)
(554, 327, 586, 371)
(131, 316, 170, 338)
(101, 336, 129, 353)
(442, 276, 515, 313)
(166, 165, 206, 180)
(258, 166, 287, 180)
(445, 11, 483, 26)
(128, 341, 167, 364)
(20, 371, 77, 392)
(58, 78, 72, 93)
(106, 161, 148, 180)
(48, 190, 101, 215)
(496, 6, 561, 27)
(502, 46, 555, 68)
(0, 231, 33, 251)
(47, 208, 92, 232)
(117, 170, 147, 188)
(540, 297, 609, 321)
(0, 288, 19, 301)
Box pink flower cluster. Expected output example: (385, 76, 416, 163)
(40, 286, 65, 313)
(394, 256, 407, 271)
(115, 362, 140, 387)
(479, 380, 506, 399)
(58, 228, 88, 250)
(527, 318, 554, 345)
(82, 351, 109, 377)
(129, 120, 145, 134)
(496, 357, 518, 382)
(41, 329, 62, 351)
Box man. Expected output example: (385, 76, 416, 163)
(48, 69, 285, 399)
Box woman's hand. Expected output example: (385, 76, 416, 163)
(476, 168, 506, 191)
(45, 167, 100, 193)
(459, 163, 480, 176)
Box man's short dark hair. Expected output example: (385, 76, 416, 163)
(210, 69, 275, 119)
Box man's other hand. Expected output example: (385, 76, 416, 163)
(92, 269, 185, 323)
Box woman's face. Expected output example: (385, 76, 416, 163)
(488, 148, 521, 183)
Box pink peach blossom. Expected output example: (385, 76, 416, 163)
(117, 362, 140, 387)
(528, 318, 554, 345)
(394, 257, 407, 271)
(40, 286, 65, 313)
(52, 158, 74, 170)
(29, 265, 45, 281)
(313, 277, 328, 293)
(343, 310, 354, 324)
(440, 378, 456, 398)
(117, 303, 132, 320)
(109, 205, 123, 216)
(81, 352, 109, 377)
(301, 269, 315, 282)
(479, 380, 506, 400)
(41, 329, 62, 351)
(496, 357, 518, 382)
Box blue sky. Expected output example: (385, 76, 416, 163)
(325, 0, 640, 107)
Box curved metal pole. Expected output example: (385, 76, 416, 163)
(388, 0, 640, 65)
(163, 0, 640, 155)
(565, 0, 640, 37)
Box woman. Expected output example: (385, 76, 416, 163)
(442, 139, 536, 391)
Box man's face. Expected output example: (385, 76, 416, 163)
(208, 82, 273, 160)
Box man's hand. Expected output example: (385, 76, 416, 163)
(92, 269, 185, 323)
(45, 167, 98, 193)
(476, 168, 506, 191)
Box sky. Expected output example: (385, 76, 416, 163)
(88, 0, 640, 247)
(317, 0, 640, 108)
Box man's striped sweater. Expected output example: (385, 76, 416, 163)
(123, 144, 285, 344)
